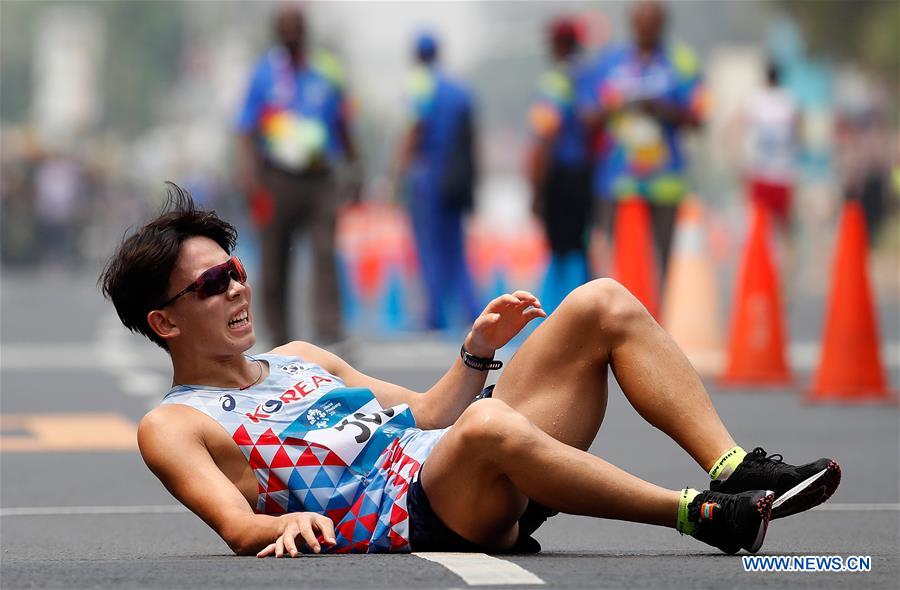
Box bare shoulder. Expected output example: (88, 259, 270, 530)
(269, 340, 349, 375)
(137, 405, 207, 465)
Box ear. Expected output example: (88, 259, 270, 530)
(147, 309, 181, 342)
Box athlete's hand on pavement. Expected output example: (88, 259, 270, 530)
(256, 512, 337, 558)
(466, 291, 546, 357)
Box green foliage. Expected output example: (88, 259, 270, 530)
(778, 0, 899, 75)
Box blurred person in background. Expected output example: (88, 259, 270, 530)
(34, 151, 88, 268)
(236, 5, 360, 347)
(740, 61, 800, 234)
(527, 17, 593, 314)
(581, 0, 704, 284)
(391, 32, 480, 331)
(835, 78, 894, 246)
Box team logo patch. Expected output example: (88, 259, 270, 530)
(279, 363, 304, 375)
(307, 408, 329, 428)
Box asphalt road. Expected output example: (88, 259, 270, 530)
(1, 269, 898, 589)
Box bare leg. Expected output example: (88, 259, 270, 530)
(421, 398, 679, 548)
(494, 278, 735, 471)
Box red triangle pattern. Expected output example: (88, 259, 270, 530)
(326, 508, 348, 524)
(232, 424, 253, 446)
(336, 517, 357, 539)
(390, 503, 408, 525)
(264, 494, 286, 515)
(296, 447, 321, 466)
(255, 428, 281, 446)
(322, 451, 346, 466)
(269, 446, 294, 468)
(389, 530, 406, 549)
(247, 446, 268, 470)
(266, 470, 287, 493)
(357, 512, 378, 533)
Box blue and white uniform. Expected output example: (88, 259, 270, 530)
(161, 353, 447, 553)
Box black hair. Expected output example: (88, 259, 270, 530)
(99, 182, 237, 350)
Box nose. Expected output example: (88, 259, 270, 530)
(227, 275, 250, 299)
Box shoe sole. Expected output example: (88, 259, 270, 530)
(745, 491, 774, 554)
(771, 460, 842, 519)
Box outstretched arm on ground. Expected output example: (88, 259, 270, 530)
(272, 291, 546, 429)
(137, 404, 336, 556)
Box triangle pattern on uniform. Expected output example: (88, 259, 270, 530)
(270, 446, 294, 468)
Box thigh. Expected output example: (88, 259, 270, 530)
(492, 287, 609, 451)
(419, 407, 528, 548)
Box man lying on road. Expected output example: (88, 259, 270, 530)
(100, 184, 841, 557)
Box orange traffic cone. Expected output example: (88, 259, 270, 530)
(614, 198, 659, 317)
(662, 199, 724, 376)
(721, 203, 791, 385)
(809, 200, 895, 403)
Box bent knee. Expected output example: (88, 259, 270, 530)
(562, 278, 645, 331)
(456, 398, 535, 451)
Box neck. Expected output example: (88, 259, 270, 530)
(637, 42, 659, 59)
(170, 351, 265, 390)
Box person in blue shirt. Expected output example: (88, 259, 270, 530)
(527, 17, 594, 313)
(236, 6, 360, 346)
(392, 33, 480, 331)
(580, 0, 705, 282)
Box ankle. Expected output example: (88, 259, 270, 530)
(676, 488, 700, 535)
(708, 446, 747, 481)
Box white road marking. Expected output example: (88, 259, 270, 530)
(0, 505, 189, 517)
(415, 552, 545, 586)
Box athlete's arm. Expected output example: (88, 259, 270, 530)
(271, 291, 545, 429)
(137, 405, 335, 556)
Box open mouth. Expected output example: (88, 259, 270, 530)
(228, 310, 250, 329)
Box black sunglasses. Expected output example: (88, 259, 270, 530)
(160, 256, 247, 308)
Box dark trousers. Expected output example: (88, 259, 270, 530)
(595, 199, 679, 283)
(541, 162, 592, 255)
(259, 166, 342, 345)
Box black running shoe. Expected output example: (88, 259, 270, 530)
(710, 447, 841, 519)
(688, 489, 774, 555)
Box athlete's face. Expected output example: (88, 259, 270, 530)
(161, 236, 256, 356)
(275, 10, 305, 55)
(631, 1, 665, 52)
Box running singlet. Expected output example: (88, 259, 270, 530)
(161, 353, 447, 553)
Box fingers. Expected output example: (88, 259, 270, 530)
(315, 515, 337, 547)
(275, 535, 285, 558)
(511, 290, 539, 305)
(524, 307, 547, 320)
(297, 519, 320, 554)
(487, 292, 541, 312)
(283, 520, 300, 558)
(257, 542, 276, 558)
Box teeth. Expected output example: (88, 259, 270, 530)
(228, 311, 249, 327)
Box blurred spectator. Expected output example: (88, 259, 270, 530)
(835, 75, 893, 245)
(235, 5, 359, 346)
(34, 152, 88, 267)
(741, 61, 800, 231)
(527, 17, 592, 312)
(580, 0, 704, 283)
(391, 32, 480, 330)
(0, 133, 40, 266)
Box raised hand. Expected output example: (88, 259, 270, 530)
(465, 291, 547, 357)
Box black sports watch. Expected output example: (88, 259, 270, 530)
(460, 344, 503, 371)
